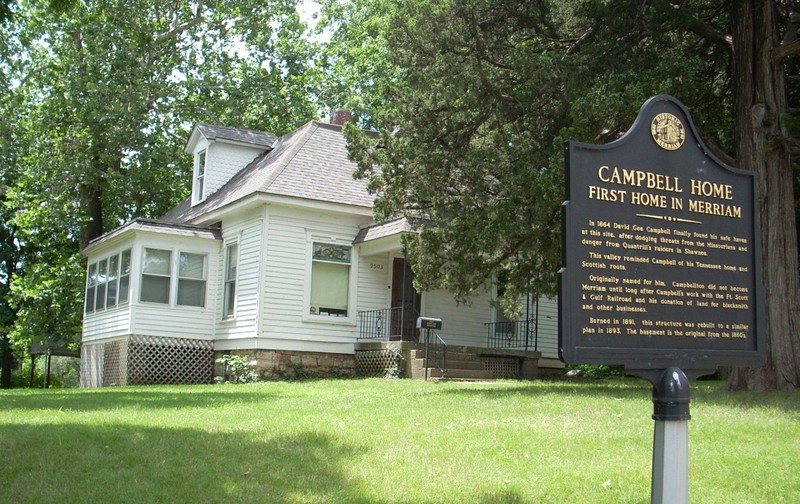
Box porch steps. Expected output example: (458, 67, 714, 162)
(408, 348, 494, 381)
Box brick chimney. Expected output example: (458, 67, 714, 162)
(330, 108, 353, 126)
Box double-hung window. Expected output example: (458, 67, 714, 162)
(84, 249, 132, 313)
(177, 252, 206, 307)
(309, 243, 351, 317)
(223, 243, 238, 318)
(140, 248, 172, 304)
(141, 248, 208, 307)
(194, 150, 206, 204)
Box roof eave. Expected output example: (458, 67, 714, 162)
(82, 218, 221, 256)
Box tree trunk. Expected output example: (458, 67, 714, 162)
(78, 181, 104, 250)
(728, 0, 800, 391)
(0, 335, 11, 389)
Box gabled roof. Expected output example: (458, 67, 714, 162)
(353, 217, 416, 244)
(165, 121, 374, 223)
(191, 124, 278, 150)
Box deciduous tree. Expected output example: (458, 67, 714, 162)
(336, 0, 800, 390)
(0, 0, 326, 383)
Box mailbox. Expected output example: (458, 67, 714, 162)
(416, 317, 442, 330)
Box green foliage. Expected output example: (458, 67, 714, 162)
(566, 364, 624, 379)
(334, 0, 741, 316)
(0, 0, 331, 354)
(383, 343, 404, 379)
(215, 354, 259, 384)
(10, 354, 80, 388)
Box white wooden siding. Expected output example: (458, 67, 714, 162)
(356, 252, 391, 314)
(130, 232, 220, 340)
(204, 143, 265, 200)
(131, 303, 215, 340)
(214, 216, 264, 341)
(259, 206, 373, 349)
(82, 306, 132, 342)
(534, 296, 559, 359)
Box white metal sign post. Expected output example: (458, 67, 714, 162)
(650, 367, 690, 504)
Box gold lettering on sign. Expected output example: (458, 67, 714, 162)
(578, 218, 753, 340)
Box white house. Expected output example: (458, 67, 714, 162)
(79, 116, 558, 387)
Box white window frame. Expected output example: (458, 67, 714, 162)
(139, 247, 208, 308)
(140, 248, 172, 304)
(193, 149, 207, 205)
(222, 242, 239, 319)
(177, 251, 207, 307)
(305, 236, 357, 324)
(84, 248, 132, 314)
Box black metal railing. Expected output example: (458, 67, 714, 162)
(485, 318, 538, 351)
(424, 330, 447, 381)
(358, 307, 420, 342)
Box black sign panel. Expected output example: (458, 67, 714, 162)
(560, 95, 766, 370)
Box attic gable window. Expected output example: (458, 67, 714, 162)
(193, 149, 206, 204)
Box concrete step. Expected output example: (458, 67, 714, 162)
(409, 349, 482, 363)
(410, 358, 484, 371)
(423, 367, 495, 380)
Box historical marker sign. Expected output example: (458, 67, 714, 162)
(560, 95, 766, 371)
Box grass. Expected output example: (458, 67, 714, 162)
(0, 378, 797, 503)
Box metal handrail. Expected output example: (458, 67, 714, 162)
(424, 330, 447, 381)
(358, 307, 420, 342)
(485, 318, 538, 351)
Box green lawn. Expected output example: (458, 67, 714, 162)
(1, 378, 797, 503)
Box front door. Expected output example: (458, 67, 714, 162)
(391, 258, 421, 341)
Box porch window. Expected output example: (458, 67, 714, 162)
(310, 243, 350, 317)
(105, 254, 119, 307)
(223, 243, 238, 318)
(141, 248, 171, 304)
(85, 248, 132, 313)
(177, 252, 206, 307)
(118, 249, 131, 304)
(95, 258, 108, 311)
(85, 263, 97, 313)
(193, 149, 206, 204)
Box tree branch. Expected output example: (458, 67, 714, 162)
(154, 1, 204, 44)
(671, 3, 732, 50)
(773, 38, 800, 63)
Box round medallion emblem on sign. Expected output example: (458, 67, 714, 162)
(650, 113, 685, 150)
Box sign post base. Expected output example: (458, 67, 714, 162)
(652, 416, 689, 504)
(649, 367, 691, 504)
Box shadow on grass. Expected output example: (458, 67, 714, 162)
(434, 379, 800, 414)
(0, 421, 531, 504)
(0, 386, 278, 413)
(1, 422, 370, 504)
(435, 379, 651, 400)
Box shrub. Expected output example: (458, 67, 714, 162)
(215, 354, 259, 384)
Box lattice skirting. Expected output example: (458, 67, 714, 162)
(355, 349, 400, 377)
(482, 357, 521, 379)
(81, 336, 214, 387)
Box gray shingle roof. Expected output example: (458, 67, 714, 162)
(352, 217, 433, 244)
(196, 124, 278, 148)
(353, 217, 414, 244)
(164, 121, 373, 223)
